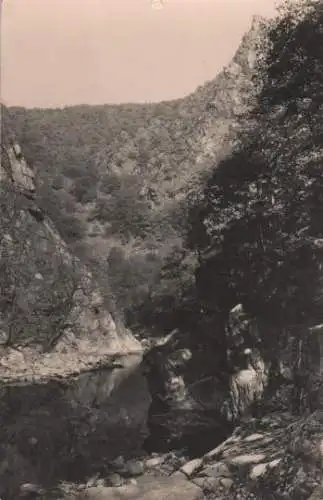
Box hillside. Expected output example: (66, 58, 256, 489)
(191, 0, 323, 350)
(5, 15, 268, 333)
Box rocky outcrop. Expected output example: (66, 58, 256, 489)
(184, 15, 269, 199)
(141, 305, 273, 454)
(142, 330, 233, 455)
(175, 410, 322, 499)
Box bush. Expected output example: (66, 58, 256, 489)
(71, 176, 97, 204)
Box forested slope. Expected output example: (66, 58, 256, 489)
(5, 16, 266, 332)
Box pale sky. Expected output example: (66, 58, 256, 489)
(1, 0, 278, 109)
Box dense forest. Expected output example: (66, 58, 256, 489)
(191, 0, 323, 351)
(3, 14, 263, 336)
(5, 1, 323, 357)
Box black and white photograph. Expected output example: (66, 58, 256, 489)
(0, 0, 322, 498)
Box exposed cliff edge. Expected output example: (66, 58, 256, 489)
(185, 15, 269, 197)
(0, 112, 141, 383)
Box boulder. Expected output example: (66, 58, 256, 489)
(179, 458, 203, 477)
(186, 411, 322, 498)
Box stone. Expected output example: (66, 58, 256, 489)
(268, 458, 282, 468)
(139, 478, 205, 500)
(191, 478, 209, 489)
(78, 477, 204, 500)
(229, 453, 266, 465)
(201, 461, 231, 479)
(192, 476, 222, 493)
(249, 462, 268, 479)
(127, 478, 137, 485)
(86, 476, 101, 488)
(172, 471, 188, 480)
(179, 458, 203, 477)
(145, 456, 166, 468)
(220, 477, 234, 490)
(244, 433, 265, 442)
(77, 484, 139, 499)
(124, 459, 144, 477)
(106, 473, 124, 487)
(96, 479, 106, 488)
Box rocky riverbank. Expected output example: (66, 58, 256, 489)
(19, 410, 321, 499)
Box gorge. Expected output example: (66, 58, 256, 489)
(1, 1, 323, 499)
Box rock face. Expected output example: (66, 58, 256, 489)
(142, 331, 233, 456)
(185, 15, 269, 199)
(0, 119, 147, 499)
(142, 305, 272, 454)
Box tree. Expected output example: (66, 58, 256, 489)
(187, 0, 323, 410)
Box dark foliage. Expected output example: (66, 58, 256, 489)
(189, 1, 323, 354)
